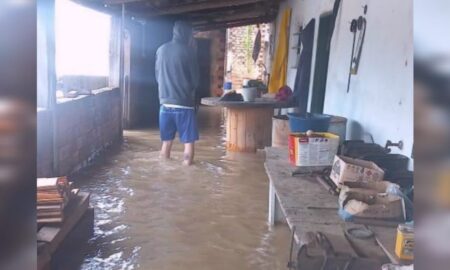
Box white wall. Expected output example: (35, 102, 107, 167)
(277, 0, 413, 162)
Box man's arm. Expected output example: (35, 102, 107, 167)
(190, 48, 200, 93)
(188, 46, 200, 111)
(155, 47, 161, 84)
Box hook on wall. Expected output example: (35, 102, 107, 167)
(362, 5, 368, 15)
(385, 140, 404, 151)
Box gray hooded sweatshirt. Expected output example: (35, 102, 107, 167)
(156, 21, 199, 107)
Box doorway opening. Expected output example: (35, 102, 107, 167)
(195, 38, 212, 101)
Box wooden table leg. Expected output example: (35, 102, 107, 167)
(226, 107, 273, 152)
(268, 180, 276, 226)
(268, 180, 285, 226)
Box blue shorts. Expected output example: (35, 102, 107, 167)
(159, 106, 199, 143)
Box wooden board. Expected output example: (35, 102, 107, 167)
(37, 192, 90, 255)
(201, 97, 291, 108)
(37, 242, 51, 270)
(264, 147, 396, 263)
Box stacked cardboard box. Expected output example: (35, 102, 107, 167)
(37, 177, 75, 224)
(330, 155, 384, 186)
(338, 181, 405, 220)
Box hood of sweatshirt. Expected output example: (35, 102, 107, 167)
(172, 21, 192, 44)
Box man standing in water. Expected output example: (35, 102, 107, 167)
(156, 21, 199, 165)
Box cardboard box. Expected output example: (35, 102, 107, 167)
(339, 184, 405, 220)
(288, 132, 339, 167)
(341, 180, 398, 193)
(330, 155, 384, 186)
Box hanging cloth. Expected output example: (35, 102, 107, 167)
(293, 19, 315, 116)
(252, 25, 261, 63)
(268, 8, 291, 93)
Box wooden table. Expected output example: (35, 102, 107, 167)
(201, 97, 290, 152)
(264, 147, 409, 264)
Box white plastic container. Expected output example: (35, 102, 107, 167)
(241, 87, 257, 102)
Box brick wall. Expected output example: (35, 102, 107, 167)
(37, 87, 122, 177)
(226, 24, 271, 88)
(195, 30, 227, 97)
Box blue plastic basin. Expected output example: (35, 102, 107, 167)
(287, 113, 331, 132)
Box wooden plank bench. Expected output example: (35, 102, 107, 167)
(37, 192, 91, 270)
(265, 147, 404, 264)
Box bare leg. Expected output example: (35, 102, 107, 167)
(160, 140, 173, 159)
(182, 143, 195, 166)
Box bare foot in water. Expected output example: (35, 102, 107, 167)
(159, 155, 171, 160)
(182, 152, 193, 166)
(182, 159, 193, 166)
(182, 143, 194, 166)
(160, 141, 173, 160)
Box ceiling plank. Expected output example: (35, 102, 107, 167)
(133, 0, 271, 17)
(185, 2, 276, 18)
(191, 8, 273, 25)
(74, 0, 279, 26)
(73, 0, 121, 14)
(103, 0, 145, 4)
(194, 16, 274, 31)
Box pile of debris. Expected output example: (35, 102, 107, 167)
(289, 134, 413, 223)
(37, 177, 77, 224)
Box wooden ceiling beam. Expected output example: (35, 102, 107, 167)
(190, 8, 273, 25)
(73, 0, 279, 26)
(130, 0, 271, 17)
(185, 2, 276, 18)
(194, 15, 275, 31)
(103, 0, 145, 4)
(72, 0, 121, 14)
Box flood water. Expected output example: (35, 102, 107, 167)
(69, 107, 291, 269)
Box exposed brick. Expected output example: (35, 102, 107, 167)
(194, 30, 226, 96)
(226, 24, 270, 88)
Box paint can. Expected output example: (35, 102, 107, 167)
(395, 223, 414, 260)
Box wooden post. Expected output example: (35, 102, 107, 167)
(119, 4, 125, 137)
(225, 107, 273, 152)
(37, 0, 58, 175)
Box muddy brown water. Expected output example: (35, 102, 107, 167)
(68, 107, 291, 269)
